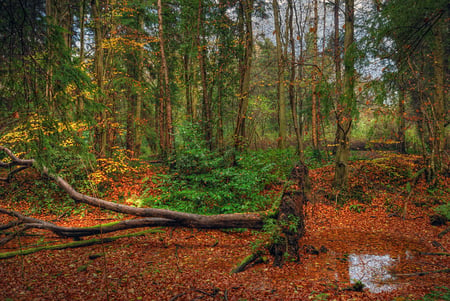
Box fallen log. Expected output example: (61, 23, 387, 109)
(0, 146, 308, 271)
(0, 146, 264, 230)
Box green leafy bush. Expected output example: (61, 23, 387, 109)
(434, 203, 450, 220)
(142, 122, 281, 214)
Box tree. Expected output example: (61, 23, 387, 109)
(333, 0, 355, 190)
(371, 0, 449, 181)
(125, 5, 145, 158)
(157, 0, 174, 157)
(234, 0, 254, 151)
(195, 0, 213, 150)
(272, 0, 287, 149)
(91, 0, 108, 157)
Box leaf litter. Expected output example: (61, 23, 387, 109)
(0, 152, 448, 300)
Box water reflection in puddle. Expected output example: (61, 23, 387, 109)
(348, 254, 397, 293)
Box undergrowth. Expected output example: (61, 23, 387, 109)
(142, 122, 291, 214)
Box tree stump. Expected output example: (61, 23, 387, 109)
(269, 162, 308, 267)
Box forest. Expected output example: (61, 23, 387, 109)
(0, 0, 448, 300)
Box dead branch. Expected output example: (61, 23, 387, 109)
(0, 207, 188, 238)
(0, 229, 159, 260)
(0, 219, 23, 231)
(0, 225, 31, 247)
(394, 268, 450, 277)
(419, 252, 450, 256)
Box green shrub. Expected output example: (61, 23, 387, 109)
(142, 122, 281, 214)
(434, 203, 450, 220)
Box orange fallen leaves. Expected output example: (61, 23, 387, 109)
(0, 152, 449, 300)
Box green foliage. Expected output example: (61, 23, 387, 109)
(309, 291, 329, 301)
(349, 204, 366, 213)
(142, 122, 280, 214)
(419, 287, 450, 301)
(434, 203, 450, 220)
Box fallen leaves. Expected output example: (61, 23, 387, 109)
(0, 152, 449, 300)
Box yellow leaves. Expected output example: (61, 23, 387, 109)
(0, 117, 87, 147)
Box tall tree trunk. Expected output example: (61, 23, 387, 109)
(430, 20, 446, 177)
(332, 0, 342, 155)
(183, 53, 194, 121)
(157, 0, 174, 157)
(91, 0, 107, 157)
(196, 0, 213, 150)
(398, 88, 407, 154)
(126, 11, 144, 158)
(77, 0, 86, 113)
(272, 0, 286, 149)
(234, 0, 253, 151)
(311, 0, 320, 151)
(287, 0, 304, 161)
(333, 0, 354, 190)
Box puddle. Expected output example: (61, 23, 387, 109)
(348, 254, 397, 293)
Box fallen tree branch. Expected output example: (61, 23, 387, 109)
(0, 225, 31, 247)
(0, 229, 160, 260)
(0, 207, 181, 238)
(231, 250, 266, 273)
(419, 252, 450, 256)
(394, 268, 450, 277)
(0, 219, 23, 231)
(0, 146, 264, 230)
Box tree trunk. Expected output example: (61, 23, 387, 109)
(311, 0, 320, 151)
(269, 162, 308, 267)
(234, 0, 253, 151)
(431, 20, 446, 177)
(196, 0, 213, 150)
(287, 0, 304, 161)
(91, 0, 107, 157)
(1, 146, 308, 272)
(157, 0, 174, 157)
(398, 88, 407, 154)
(333, 0, 354, 190)
(126, 11, 144, 158)
(272, 0, 286, 149)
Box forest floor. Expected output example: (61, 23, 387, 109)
(0, 151, 449, 300)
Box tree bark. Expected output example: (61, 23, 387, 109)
(287, 0, 304, 161)
(196, 0, 213, 150)
(269, 162, 308, 267)
(157, 0, 174, 157)
(311, 0, 320, 151)
(91, 0, 108, 157)
(272, 0, 286, 149)
(333, 0, 354, 190)
(234, 0, 254, 151)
